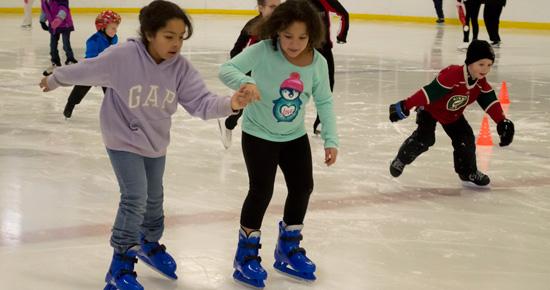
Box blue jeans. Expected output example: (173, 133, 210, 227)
(107, 149, 166, 253)
(50, 30, 75, 65)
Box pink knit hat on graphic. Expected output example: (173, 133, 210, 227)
(281, 72, 303, 92)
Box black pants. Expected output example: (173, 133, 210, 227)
(240, 133, 314, 229)
(66, 86, 107, 106)
(50, 31, 76, 66)
(433, 0, 444, 18)
(484, 3, 504, 42)
(313, 44, 335, 131)
(397, 110, 477, 175)
(463, 0, 482, 42)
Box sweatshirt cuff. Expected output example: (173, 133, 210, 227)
(239, 77, 256, 88)
(46, 74, 62, 91)
(324, 139, 339, 149)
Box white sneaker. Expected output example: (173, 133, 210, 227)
(457, 42, 469, 51)
(217, 119, 232, 149)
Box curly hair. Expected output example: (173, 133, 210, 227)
(257, 0, 325, 51)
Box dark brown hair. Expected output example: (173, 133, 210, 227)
(139, 0, 193, 46)
(258, 0, 325, 51)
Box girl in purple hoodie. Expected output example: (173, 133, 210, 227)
(40, 0, 77, 76)
(39, 1, 256, 289)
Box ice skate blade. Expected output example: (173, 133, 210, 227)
(273, 262, 316, 282)
(138, 257, 178, 280)
(233, 270, 265, 289)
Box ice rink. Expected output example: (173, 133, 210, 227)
(1, 12, 550, 290)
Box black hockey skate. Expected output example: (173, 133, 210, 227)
(459, 170, 490, 186)
(389, 157, 406, 177)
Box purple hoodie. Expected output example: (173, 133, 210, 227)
(47, 38, 235, 158)
(40, 0, 74, 33)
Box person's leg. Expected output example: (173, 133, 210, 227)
(491, 4, 504, 43)
(469, 1, 482, 40)
(63, 86, 92, 118)
(240, 133, 280, 230)
(22, 0, 33, 26)
(135, 155, 178, 280)
(278, 134, 313, 226)
(106, 149, 148, 253)
(442, 116, 489, 185)
(104, 149, 147, 290)
(50, 32, 61, 66)
(233, 133, 279, 288)
(433, 0, 445, 20)
(390, 110, 437, 177)
(225, 109, 243, 130)
(442, 116, 477, 176)
(275, 134, 316, 280)
(61, 31, 77, 63)
(483, 4, 496, 42)
(141, 155, 166, 243)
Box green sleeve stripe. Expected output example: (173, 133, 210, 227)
(423, 78, 452, 102)
(477, 91, 498, 110)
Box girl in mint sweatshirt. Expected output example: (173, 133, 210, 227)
(218, 0, 338, 287)
(39, 1, 253, 289)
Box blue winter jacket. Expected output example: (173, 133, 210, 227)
(85, 31, 118, 59)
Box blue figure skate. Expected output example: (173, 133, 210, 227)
(136, 236, 178, 280)
(103, 249, 143, 290)
(233, 229, 268, 288)
(273, 221, 316, 281)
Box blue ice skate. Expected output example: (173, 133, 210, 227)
(273, 221, 316, 281)
(136, 237, 178, 280)
(233, 229, 268, 289)
(104, 250, 143, 290)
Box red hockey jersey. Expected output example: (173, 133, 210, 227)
(404, 65, 505, 124)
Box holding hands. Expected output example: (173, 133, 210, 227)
(231, 83, 260, 110)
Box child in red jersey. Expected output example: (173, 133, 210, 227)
(388, 40, 514, 186)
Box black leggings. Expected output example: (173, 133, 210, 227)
(313, 44, 335, 131)
(240, 132, 314, 229)
(397, 110, 477, 175)
(463, 0, 482, 42)
(66, 86, 107, 106)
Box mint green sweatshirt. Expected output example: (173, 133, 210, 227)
(219, 40, 338, 148)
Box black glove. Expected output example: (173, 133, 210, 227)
(389, 100, 410, 122)
(40, 21, 49, 31)
(336, 36, 347, 44)
(496, 118, 514, 146)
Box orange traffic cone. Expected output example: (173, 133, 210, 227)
(498, 81, 510, 104)
(476, 115, 493, 146)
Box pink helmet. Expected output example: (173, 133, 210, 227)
(95, 10, 121, 31)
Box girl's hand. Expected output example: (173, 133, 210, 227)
(324, 147, 338, 166)
(39, 76, 51, 92)
(231, 83, 260, 110)
(240, 83, 261, 102)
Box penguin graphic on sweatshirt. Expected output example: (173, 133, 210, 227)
(273, 72, 304, 122)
